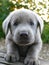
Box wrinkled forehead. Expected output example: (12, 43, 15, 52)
(11, 11, 37, 24)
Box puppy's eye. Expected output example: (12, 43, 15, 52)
(13, 22, 19, 26)
(30, 21, 34, 26)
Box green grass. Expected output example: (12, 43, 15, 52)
(0, 21, 5, 38)
(42, 22, 49, 43)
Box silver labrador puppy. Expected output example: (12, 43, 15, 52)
(2, 8, 44, 65)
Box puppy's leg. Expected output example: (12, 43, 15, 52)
(5, 39, 19, 62)
(24, 30, 42, 65)
(24, 43, 42, 65)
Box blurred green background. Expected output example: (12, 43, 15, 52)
(0, 0, 49, 43)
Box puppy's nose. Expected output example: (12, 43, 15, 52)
(20, 33, 28, 38)
(19, 31, 28, 39)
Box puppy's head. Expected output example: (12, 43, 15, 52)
(2, 9, 44, 46)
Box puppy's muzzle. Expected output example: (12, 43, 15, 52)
(18, 31, 29, 44)
(20, 32, 28, 39)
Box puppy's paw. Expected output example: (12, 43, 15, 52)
(24, 57, 40, 65)
(4, 54, 19, 62)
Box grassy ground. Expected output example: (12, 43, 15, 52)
(0, 21, 5, 38)
(42, 22, 49, 43)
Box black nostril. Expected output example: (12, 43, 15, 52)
(20, 33, 28, 38)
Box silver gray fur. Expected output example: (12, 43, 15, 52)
(2, 8, 44, 65)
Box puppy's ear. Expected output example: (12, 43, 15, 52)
(2, 13, 12, 34)
(35, 14, 44, 34)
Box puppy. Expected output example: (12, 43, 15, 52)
(2, 8, 44, 65)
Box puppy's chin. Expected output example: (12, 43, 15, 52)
(14, 41, 34, 46)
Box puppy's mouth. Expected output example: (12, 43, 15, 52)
(16, 39, 33, 46)
(17, 32, 31, 46)
(18, 38, 29, 44)
(19, 39, 29, 43)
